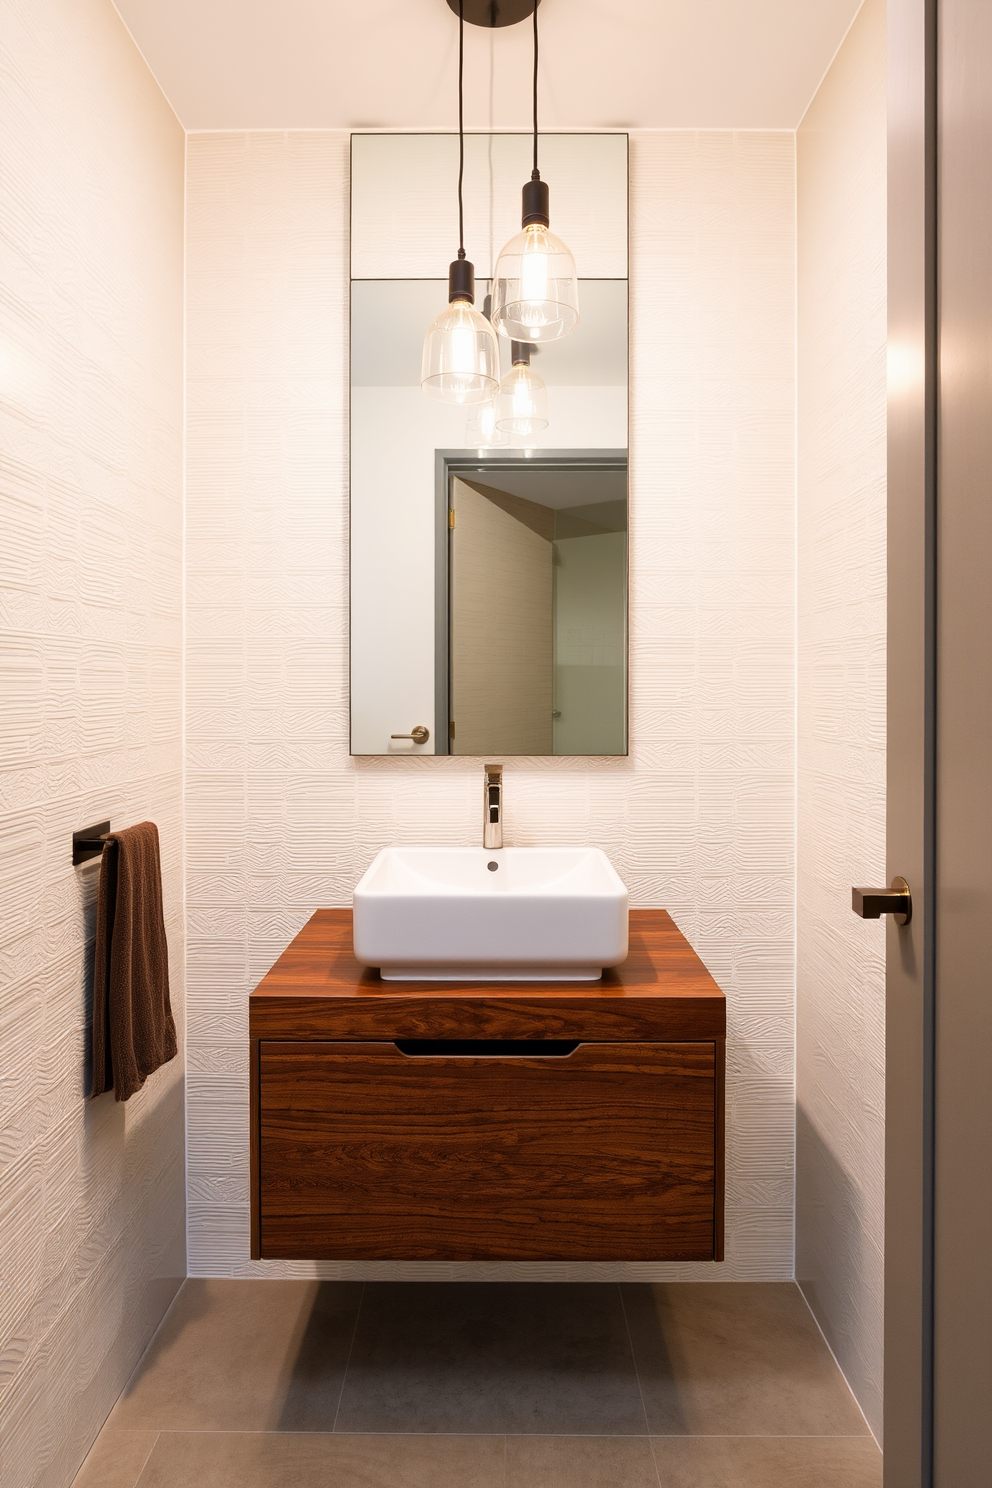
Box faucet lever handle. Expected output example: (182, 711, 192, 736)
(483, 765, 503, 849)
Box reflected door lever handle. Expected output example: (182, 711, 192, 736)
(390, 725, 430, 744)
(852, 877, 912, 926)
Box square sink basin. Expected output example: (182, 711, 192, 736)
(353, 846, 629, 981)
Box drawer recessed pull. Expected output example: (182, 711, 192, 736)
(394, 1039, 580, 1058)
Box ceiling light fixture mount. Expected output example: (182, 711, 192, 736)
(445, 0, 542, 28)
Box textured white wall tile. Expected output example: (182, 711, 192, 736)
(796, 0, 887, 1442)
(0, 3, 185, 1485)
(184, 127, 795, 1283)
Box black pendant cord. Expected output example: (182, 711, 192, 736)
(457, 0, 466, 259)
(447, 0, 475, 304)
(531, 0, 539, 180)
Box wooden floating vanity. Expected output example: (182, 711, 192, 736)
(249, 908, 726, 1263)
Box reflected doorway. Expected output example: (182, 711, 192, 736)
(436, 452, 628, 756)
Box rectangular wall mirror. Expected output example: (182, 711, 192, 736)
(350, 132, 628, 756)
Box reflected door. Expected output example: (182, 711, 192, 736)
(449, 478, 553, 755)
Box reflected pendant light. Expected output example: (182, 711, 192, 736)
(465, 293, 509, 445)
(496, 341, 549, 436)
(421, 2, 500, 405)
(491, 1, 579, 342)
(466, 396, 510, 448)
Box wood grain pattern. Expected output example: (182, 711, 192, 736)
(259, 1041, 717, 1261)
(714, 1038, 726, 1262)
(249, 1038, 261, 1260)
(250, 909, 725, 1262)
(249, 908, 727, 1043)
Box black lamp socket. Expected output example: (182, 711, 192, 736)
(448, 258, 475, 304)
(522, 178, 550, 228)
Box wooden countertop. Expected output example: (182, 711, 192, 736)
(249, 908, 725, 1042)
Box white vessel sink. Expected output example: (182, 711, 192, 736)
(353, 846, 629, 981)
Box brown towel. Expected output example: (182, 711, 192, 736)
(91, 821, 177, 1102)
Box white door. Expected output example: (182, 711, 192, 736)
(448, 478, 553, 756)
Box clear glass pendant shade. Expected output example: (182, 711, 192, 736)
(496, 361, 549, 436)
(465, 396, 509, 449)
(491, 223, 580, 342)
(421, 299, 500, 405)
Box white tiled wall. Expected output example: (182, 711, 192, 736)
(796, 0, 887, 1441)
(184, 128, 796, 1280)
(0, 2, 186, 1485)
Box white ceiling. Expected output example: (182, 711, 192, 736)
(113, 0, 863, 132)
(464, 469, 627, 511)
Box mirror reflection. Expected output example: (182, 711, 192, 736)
(446, 458, 627, 756)
(350, 134, 628, 755)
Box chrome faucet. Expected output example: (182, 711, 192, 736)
(483, 764, 503, 850)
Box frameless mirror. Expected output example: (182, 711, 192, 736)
(350, 133, 628, 755)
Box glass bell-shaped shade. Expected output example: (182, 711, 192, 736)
(465, 396, 509, 449)
(492, 223, 580, 342)
(421, 299, 500, 405)
(496, 361, 549, 437)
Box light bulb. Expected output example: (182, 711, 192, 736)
(465, 396, 509, 449)
(496, 344, 549, 437)
(422, 295, 500, 406)
(492, 181, 580, 343)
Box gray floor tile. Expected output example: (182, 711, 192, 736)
(72, 1431, 159, 1488)
(506, 1436, 659, 1488)
(109, 1279, 364, 1432)
(621, 1282, 870, 1436)
(335, 1282, 647, 1435)
(650, 1435, 882, 1487)
(135, 1432, 506, 1488)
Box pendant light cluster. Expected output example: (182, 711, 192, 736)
(422, 0, 579, 438)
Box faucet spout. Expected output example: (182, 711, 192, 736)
(483, 764, 503, 850)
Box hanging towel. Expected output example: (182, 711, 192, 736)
(91, 821, 177, 1102)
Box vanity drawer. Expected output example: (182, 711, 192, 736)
(257, 1039, 721, 1262)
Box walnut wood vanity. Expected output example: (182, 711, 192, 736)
(249, 908, 725, 1262)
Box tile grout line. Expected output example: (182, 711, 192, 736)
(128, 1430, 161, 1488)
(646, 1435, 668, 1487)
(75, 1278, 190, 1468)
(142, 1429, 878, 1439)
(617, 1285, 653, 1433)
(616, 1283, 663, 1488)
(794, 1281, 879, 1445)
(331, 1281, 366, 1433)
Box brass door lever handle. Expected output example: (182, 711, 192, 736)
(852, 877, 912, 926)
(390, 726, 430, 744)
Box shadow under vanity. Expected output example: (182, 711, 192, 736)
(249, 909, 725, 1263)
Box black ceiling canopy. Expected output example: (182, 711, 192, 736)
(445, 0, 542, 28)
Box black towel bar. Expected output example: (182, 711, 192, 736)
(72, 821, 111, 866)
